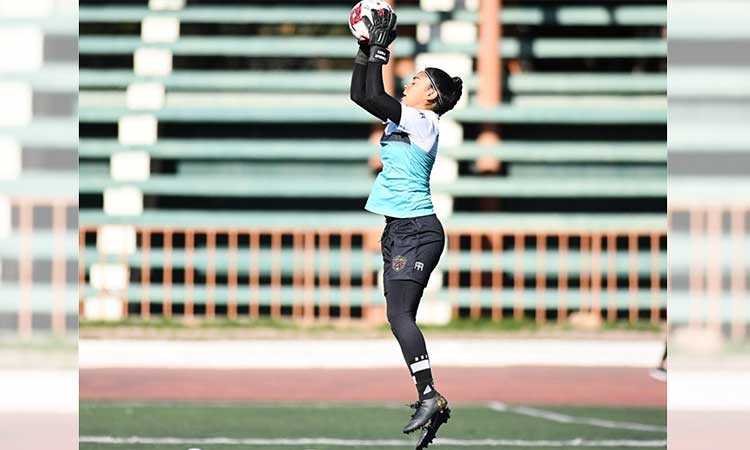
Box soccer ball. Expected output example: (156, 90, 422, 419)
(349, 0, 395, 42)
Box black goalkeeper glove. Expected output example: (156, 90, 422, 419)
(362, 9, 397, 64)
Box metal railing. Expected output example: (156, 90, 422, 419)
(669, 206, 750, 340)
(5, 197, 75, 338)
(79, 225, 667, 324)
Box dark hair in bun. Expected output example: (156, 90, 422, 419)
(424, 67, 463, 116)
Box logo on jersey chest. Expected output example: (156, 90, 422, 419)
(392, 255, 408, 272)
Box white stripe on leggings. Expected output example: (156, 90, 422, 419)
(410, 359, 430, 373)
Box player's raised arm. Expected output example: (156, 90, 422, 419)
(349, 40, 384, 119)
(362, 9, 401, 124)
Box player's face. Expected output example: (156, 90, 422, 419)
(402, 71, 437, 109)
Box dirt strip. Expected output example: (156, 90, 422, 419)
(80, 366, 665, 407)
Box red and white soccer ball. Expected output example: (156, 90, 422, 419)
(349, 0, 395, 42)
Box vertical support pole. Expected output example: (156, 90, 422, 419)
(730, 209, 745, 340)
(141, 229, 151, 320)
(205, 230, 216, 320)
(558, 234, 569, 321)
(18, 202, 33, 338)
(184, 230, 195, 321)
(688, 209, 704, 328)
(513, 231, 524, 320)
(477, 0, 502, 144)
(79, 227, 87, 319)
(491, 232, 503, 321)
(52, 202, 67, 335)
(163, 229, 173, 318)
(470, 232, 482, 319)
(580, 234, 590, 314)
(304, 230, 315, 322)
(606, 232, 617, 323)
(228, 230, 238, 320)
(706, 209, 722, 330)
(449, 233, 460, 318)
(319, 231, 330, 321)
(249, 232, 260, 319)
(591, 233, 602, 319)
(651, 231, 663, 324)
(362, 231, 373, 311)
(292, 231, 303, 320)
(271, 231, 282, 319)
(628, 232, 638, 323)
(536, 232, 546, 324)
(340, 231, 352, 320)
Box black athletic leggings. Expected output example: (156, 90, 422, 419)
(385, 278, 429, 368)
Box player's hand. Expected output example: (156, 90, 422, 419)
(355, 38, 370, 65)
(362, 9, 397, 64)
(362, 9, 397, 48)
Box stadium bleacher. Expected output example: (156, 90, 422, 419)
(78, 0, 667, 323)
(0, 1, 78, 335)
(668, 0, 750, 336)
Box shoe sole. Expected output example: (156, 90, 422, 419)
(415, 405, 451, 450)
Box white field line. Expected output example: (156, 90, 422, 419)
(79, 436, 667, 447)
(488, 402, 666, 433)
(79, 339, 663, 369)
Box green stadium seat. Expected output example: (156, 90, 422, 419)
(78, 36, 418, 57)
(78, 173, 666, 198)
(0, 285, 79, 313)
(0, 17, 77, 35)
(78, 5, 665, 27)
(177, 161, 372, 179)
(508, 73, 666, 94)
(81, 139, 664, 162)
(78, 36, 666, 59)
(78, 139, 666, 163)
(668, 294, 750, 322)
(0, 171, 77, 199)
(427, 38, 667, 58)
(79, 70, 666, 96)
(7, 64, 78, 93)
(78, 104, 666, 124)
(0, 232, 78, 259)
(1, 119, 78, 147)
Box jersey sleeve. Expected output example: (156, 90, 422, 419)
(398, 104, 436, 138)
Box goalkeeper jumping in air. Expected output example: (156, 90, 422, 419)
(349, 8, 463, 448)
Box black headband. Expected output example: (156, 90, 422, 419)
(423, 70, 445, 111)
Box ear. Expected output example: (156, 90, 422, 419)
(425, 86, 438, 102)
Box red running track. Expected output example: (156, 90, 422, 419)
(80, 366, 665, 407)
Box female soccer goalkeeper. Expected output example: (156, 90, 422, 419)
(349, 8, 463, 438)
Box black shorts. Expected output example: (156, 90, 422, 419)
(381, 213, 446, 287)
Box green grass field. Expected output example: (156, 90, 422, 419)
(80, 402, 666, 450)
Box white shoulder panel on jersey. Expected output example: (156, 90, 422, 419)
(395, 104, 439, 154)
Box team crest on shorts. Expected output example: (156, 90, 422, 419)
(392, 255, 408, 272)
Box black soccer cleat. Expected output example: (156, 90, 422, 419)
(402, 393, 449, 434)
(415, 404, 451, 450)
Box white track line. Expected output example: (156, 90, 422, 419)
(80, 436, 667, 447)
(79, 339, 663, 369)
(488, 402, 666, 433)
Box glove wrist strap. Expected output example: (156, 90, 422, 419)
(368, 46, 390, 64)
